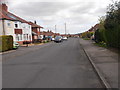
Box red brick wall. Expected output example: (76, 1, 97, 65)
(17, 41, 23, 45)
(32, 27, 41, 35)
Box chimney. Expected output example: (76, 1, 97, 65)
(2, 3, 8, 12)
(34, 20, 37, 24)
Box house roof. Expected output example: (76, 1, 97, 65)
(88, 24, 100, 32)
(94, 24, 99, 29)
(28, 22, 43, 28)
(0, 4, 43, 29)
(0, 10, 28, 23)
(40, 31, 55, 36)
(0, 4, 29, 23)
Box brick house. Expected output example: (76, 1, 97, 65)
(88, 24, 99, 32)
(28, 21, 43, 43)
(88, 24, 100, 40)
(40, 30, 56, 40)
(0, 4, 32, 45)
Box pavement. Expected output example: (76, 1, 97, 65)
(0, 43, 44, 55)
(79, 38, 119, 89)
(2, 38, 103, 88)
(1, 42, 52, 61)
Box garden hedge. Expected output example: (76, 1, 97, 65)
(0, 35, 13, 52)
(95, 1, 120, 49)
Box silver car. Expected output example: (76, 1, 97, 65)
(54, 36, 63, 43)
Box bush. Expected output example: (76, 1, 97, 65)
(104, 1, 120, 49)
(81, 32, 94, 39)
(95, 1, 120, 49)
(104, 25, 119, 48)
(0, 35, 13, 52)
(43, 40, 49, 43)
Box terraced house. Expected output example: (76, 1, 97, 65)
(0, 4, 32, 45)
(28, 21, 43, 43)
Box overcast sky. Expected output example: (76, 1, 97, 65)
(5, 0, 115, 34)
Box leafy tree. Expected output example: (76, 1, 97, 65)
(104, 1, 120, 48)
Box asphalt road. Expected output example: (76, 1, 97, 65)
(2, 38, 103, 88)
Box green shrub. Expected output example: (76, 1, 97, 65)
(95, 1, 120, 49)
(104, 1, 120, 49)
(104, 26, 119, 48)
(94, 41, 107, 48)
(81, 32, 94, 39)
(0, 35, 13, 52)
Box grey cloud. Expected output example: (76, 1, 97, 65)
(70, 2, 96, 14)
(10, 2, 72, 16)
(8, 1, 110, 34)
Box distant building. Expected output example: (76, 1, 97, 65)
(40, 30, 56, 38)
(87, 24, 100, 40)
(88, 24, 99, 32)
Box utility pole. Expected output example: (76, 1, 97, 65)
(65, 23, 67, 35)
(55, 25, 57, 33)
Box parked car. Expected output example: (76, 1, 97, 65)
(62, 36, 68, 40)
(52, 38, 55, 41)
(13, 42, 19, 49)
(54, 36, 63, 43)
(48, 36, 52, 41)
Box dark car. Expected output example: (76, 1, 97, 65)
(54, 36, 62, 43)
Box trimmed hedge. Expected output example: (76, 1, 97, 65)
(0, 35, 13, 52)
(104, 25, 120, 48)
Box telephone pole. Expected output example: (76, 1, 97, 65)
(65, 23, 67, 35)
(55, 25, 57, 33)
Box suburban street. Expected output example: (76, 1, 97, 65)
(2, 38, 103, 88)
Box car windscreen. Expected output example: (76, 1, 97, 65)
(55, 36, 61, 39)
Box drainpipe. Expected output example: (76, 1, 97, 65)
(2, 19, 5, 35)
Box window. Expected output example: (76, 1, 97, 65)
(16, 34, 22, 41)
(16, 34, 19, 41)
(24, 34, 26, 40)
(24, 34, 28, 40)
(27, 34, 28, 40)
(7, 21, 11, 27)
(19, 34, 22, 41)
(7, 23, 11, 27)
(15, 24, 18, 28)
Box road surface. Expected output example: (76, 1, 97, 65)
(2, 38, 103, 88)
